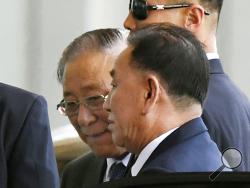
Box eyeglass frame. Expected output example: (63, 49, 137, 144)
(129, 0, 210, 20)
(56, 94, 108, 116)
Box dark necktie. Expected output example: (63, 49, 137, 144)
(124, 154, 137, 177)
(109, 162, 126, 181)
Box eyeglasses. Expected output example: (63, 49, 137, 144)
(129, 0, 210, 20)
(57, 94, 108, 116)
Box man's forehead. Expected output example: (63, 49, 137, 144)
(147, 0, 175, 4)
(114, 47, 133, 72)
(63, 81, 109, 97)
(65, 51, 114, 76)
(147, 0, 197, 4)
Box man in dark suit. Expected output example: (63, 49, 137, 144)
(123, 0, 250, 171)
(0, 82, 59, 188)
(104, 24, 226, 175)
(56, 29, 129, 187)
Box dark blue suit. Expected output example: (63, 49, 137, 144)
(140, 118, 225, 173)
(202, 59, 250, 171)
(0, 83, 59, 188)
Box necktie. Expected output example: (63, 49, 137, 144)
(109, 162, 126, 181)
(124, 154, 137, 177)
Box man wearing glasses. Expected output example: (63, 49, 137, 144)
(56, 29, 130, 187)
(123, 0, 250, 171)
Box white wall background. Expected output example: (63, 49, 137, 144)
(0, 0, 249, 130)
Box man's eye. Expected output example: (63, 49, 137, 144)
(66, 102, 78, 109)
(86, 96, 105, 106)
(89, 95, 101, 100)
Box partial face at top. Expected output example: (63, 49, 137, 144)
(124, 0, 215, 51)
(62, 50, 126, 157)
(124, 0, 190, 31)
(123, 0, 212, 31)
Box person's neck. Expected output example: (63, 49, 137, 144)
(161, 103, 202, 131)
(175, 104, 202, 127)
(204, 35, 217, 53)
(150, 103, 202, 140)
(113, 151, 130, 160)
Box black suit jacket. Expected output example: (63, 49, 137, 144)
(61, 152, 106, 188)
(0, 83, 59, 188)
(139, 118, 224, 174)
(98, 172, 250, 188)
(202, 59, 250, 171)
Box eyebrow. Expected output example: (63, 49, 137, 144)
(110, 69, 115, 78)
(63, 83, 103, 98)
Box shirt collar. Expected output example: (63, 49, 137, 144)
(131, 127, 178, 176)
(103, 153, 131, 182)
(206, 53, 219, 60)
(106, 153, 131, 167)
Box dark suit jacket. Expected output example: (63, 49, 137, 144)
(61, 152, 106, 188)
(0, 83, 59, 188)
(98, 172, 250, 188)
(140, 118, 224, 174)
(202, 59, 250, 171)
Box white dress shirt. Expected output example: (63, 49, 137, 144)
(206, 53, 219, 60)
(131, 128, 179, 176)
(103, 153, 131, 182)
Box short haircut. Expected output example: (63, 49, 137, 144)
(199, 0, 224, 16)
(127, 23, 209, 105)
(57, 28, 127, 83)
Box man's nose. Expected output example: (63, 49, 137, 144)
(77, 105, 96, 127)
(103, 94, 111, 113)
(123, 12, 136, 31)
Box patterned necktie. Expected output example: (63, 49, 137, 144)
(109, 162, 126, 181)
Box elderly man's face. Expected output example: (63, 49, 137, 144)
(124, 0, 189, 31)
(62, 50, 126, 157)
(104, 47, 147, 153)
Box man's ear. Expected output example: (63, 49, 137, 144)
(142, 75, 161, 115)
(185, 4, 206, 31)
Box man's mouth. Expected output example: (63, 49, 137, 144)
(107, 119, 115, 130)
(87, 130, 107, 138)
(107, 119, 114, 124)
(78, 127, 109, 138)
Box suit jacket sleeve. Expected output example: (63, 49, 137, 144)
(7, 95, 59, 188)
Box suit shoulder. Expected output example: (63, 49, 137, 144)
(0, 82, 37, 98)
(0, 83, 47, 113)
(142, 129, 222, 173)
(0, 82, 46, 106)
(0, 83, 49, 139)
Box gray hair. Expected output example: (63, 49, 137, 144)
(57, 28, 128, 83)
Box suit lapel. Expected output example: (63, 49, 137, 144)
(97, 158, 107, 183)
(141, 118, 208, 172)
(209, 59, 224, 74)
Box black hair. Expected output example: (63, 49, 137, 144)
(199, 0, 224, 16)
(128, 23, 209, 105)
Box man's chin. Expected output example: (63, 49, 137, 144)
(92, 145, 127, 158)
(85, 131, 111, 144)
